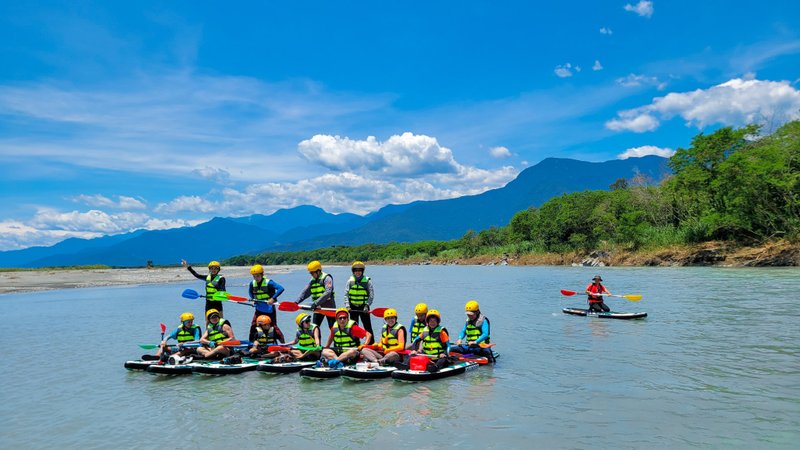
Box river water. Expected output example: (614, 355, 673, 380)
(1, 265, 798, 449)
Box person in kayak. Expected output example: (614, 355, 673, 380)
(409, 303, 428, 342)
(294, 260, 336, 329)
(321, 308, 372, 369)
(283, 313, 322, 361)
(248, 315, 285, 359)
(406, 309, 454, 372)
(182, 259, 226, 320)
(247, 264, 285, 341)
(197, 309, 236, 359)
(586, 275, 612, 312)
(449, 300, 494, 360)
(359, 307, 406, 366)
(156, 312, 202, 361)
(344, 261, 375, 337)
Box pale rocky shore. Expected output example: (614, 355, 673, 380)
(0, 265, 303, 295)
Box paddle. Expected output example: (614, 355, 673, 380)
(267, 344, 322, 352)
(139, 323, 169, 349)
(559, 289, 642, 302)
(181, 288, 249, 303)
(277, 302, 336, 317)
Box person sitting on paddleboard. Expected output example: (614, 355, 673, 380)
(409, 303, 428, 342)
(321, 308, 372, 369)
(197, 309, 235, 360)
(586, 275, 611, 312)
(408, 309, 454, 371)
(283, 313, 322, 361)
(344, 261, 375, 337)
(247, 264, 285, 341)
(294, 260, 336, 329)
(156, 312, 201, 362)
(359, 308, 406, 366)
(450, 300, 493, 360)
(248, 315, 285, 359)
(182, 259, 226, 320)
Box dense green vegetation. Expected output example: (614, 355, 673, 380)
(228, 121, 800, 266)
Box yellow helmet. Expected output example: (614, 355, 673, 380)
(250, 264, 264, 275)
(180, 312, 194, 322)
(256, 315, 271, 326)
(414, 303, 428, 315)
(383, 308, 397, 319)
(335, 307, 349, 318)
(208, 261, 221, 268)
(295, 313, 311, 327)
(351, 261, 365, 271)
(206, 309, 220, 319)
(465, 300, 480, 312)
(307, 260, 322, 272)
(426, 309, 441, 321)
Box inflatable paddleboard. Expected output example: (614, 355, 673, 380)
(341, 362, 397, 381)
(562, 307, 647, 319)
(257, 361, 316, 374)
(392, 361, 478, 383)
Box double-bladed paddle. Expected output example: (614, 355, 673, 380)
(277, 302, 388, 318)
(181, 288, 249, 303)
(559, 289, 642, 301)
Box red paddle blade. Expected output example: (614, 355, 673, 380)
(278, 302, 300, 312)
(220, 340, 242, 347)
(369, 307, 388, 318)
(160, 323, 167, 333)
(560, 289, 578, 296)
(267, 345, 291, 352)
(224, 293, 248, 302)
(317, 310, 336, 318)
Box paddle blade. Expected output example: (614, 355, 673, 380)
(138, 344, 159, 350)
(182, 288, 200, 299)
(560, 289, 578, 296)
(160, 323, 167, 334)
(220, 340, 242, 347)
(267, 345, 292, 352)
(316, 309, 336, 318)
(623, 294, 642, 302)
(278, 302, 300, 312)
(224, 292, 249, 302)
(369, 307, 388, 318)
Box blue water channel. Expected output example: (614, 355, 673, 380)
(1, 265, 798, 449)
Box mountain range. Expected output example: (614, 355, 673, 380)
(0, 155, 669, 268)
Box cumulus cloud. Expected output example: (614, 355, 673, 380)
(593, 60, 604, 71)
(618, 145, 674, 159)
(606, 78, 800, 133)
(192, 166, 232, 184)
(600, 27, 613, 35)
(0, 220, 101, 251)
(155, 196, 218, 214)
(554, 63, 575, 78)
(624, 1, 654, 18)
(297, 132, 462, 177)
(72, 194, 147, 209)
(490, 146, 512, 158)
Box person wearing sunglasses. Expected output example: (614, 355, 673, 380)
(321, 308, 372, 369)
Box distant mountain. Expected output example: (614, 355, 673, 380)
(0, 156, 670, 268)
(271, 155, 670, 250)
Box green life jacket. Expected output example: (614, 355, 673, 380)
(176, 325, 200, 343)
(296, 324, 318, 348)
(309, 272, 333, 302)
(347, 275, 370, 307)
(256, 326, 277, 345)
(465, 314, 490, 343)
(206, 318, 231, 343)
(205, 274, 222, 298)
(251, 278, 272, 301)
(421, 326, 446, 356)
(332, 319, 360, 349)
(381, 322, 405, 348)
(410, 318, 426, 341)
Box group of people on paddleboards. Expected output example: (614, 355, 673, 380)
(152, 260, 494, 371)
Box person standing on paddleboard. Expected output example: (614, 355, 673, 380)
(344, 261, 375, 337)
(247, 264, 285, 341)
(586, 275, 611, 312)
(182, 259, 226, 320)
(450, 300, 493, 360)
(294, 260, 336, 329)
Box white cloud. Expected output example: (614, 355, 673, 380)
(72, 194, 147, 210)
(192, 166, 232, 184)
(606, 78, 800, 133)
(155, 196, 218, 214)
(618, 145, 674, 159)
(616, 73, 665, 89)
(600, 27, 613, 35)
(490, 146, 512, 158)
(624, 1, 654, 18)
(593, 60, 604, 71)
(297, 133, 460, 177)
(554, 63, 574, 78)
(0, 220, 102, 251)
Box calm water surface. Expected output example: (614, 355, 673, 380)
(2, 265, 798, 449)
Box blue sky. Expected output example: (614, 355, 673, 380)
(1, 0, 799, 251)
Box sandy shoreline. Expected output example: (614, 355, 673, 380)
(0, 265, 303, 295)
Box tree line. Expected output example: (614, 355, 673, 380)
(228, 121, 799, 266)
